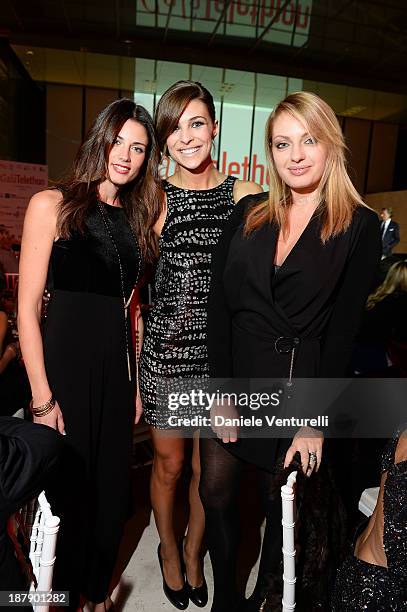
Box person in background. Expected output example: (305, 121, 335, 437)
(332, 426, 407, 611)
(200, 91, 381, 611)
(18, 99, 161, 611)
(380, 207, 400, 258)
(0, 416, 61, 593)
(353, 259, 407, 375)
(140, 80, 262, 610)
(0, 271, 29, 417)
(0, 226, 19, 274)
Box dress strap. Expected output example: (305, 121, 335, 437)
(224, 175, 238, 201)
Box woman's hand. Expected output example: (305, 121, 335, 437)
(284, 426, 323, 476)
(134, 390, 143, 425)
(210, 400, 239, 443)
(33, 399, 66, 435)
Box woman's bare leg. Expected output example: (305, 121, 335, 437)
(150, 428, 185, 590)
(183, 431, 206, 587)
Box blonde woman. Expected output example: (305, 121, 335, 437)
(199, 92, 381, 611)
(366, 259, 407, 310)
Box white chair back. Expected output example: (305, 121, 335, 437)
(25, 491, 60, 612)
(358, 486, 379, 517)
(281, 471, 297, 612)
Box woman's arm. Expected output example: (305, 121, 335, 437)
(17, 189, 65, 433)
(284, 209, 381, 475)
(319, 208, 382, 377)
(207, 198, 249, 379)
(153, 193, 167, 237)
(134, 304, 144, 424)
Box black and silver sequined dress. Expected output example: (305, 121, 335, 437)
(332, 429, 407, 610)
(140, 176, 237, 428)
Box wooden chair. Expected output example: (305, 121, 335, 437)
(281, 471, 297, 612)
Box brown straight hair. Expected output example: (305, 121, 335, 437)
(155, 80, 216, 153)
(56, 98, 162, 262)
(244, 91, 366, 242)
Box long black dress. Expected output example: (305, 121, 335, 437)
(199, 193, 381, 611)
(43, 202, 141, 607)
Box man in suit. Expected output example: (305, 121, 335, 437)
(380, 208, 400, 258)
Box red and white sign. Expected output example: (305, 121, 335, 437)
(138, 0, 312, 47)
(0, 160, 48, 241)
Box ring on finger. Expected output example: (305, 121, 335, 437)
(308, 451, 317, 463)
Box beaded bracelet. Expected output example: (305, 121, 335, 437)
(29, 396, 56, 417)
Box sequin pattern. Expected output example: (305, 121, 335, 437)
(332, 429, 407, 610)
(140, 176, 237, 428)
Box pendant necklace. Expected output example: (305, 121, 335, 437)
(97, 201, 141, 381)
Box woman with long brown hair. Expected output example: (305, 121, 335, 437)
(199, 91, 381, 611)
(18, 99, 162, 611)
(139, 80, 262, 610)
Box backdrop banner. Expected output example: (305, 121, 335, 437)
(0, 160, 48, 241)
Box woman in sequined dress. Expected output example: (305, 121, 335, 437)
(18, 99, 162, 611)
(139, 81, 262, 609)
(332, 427, 407, 610)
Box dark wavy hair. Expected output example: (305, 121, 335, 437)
(154, 80, 216, 153)
(57, 98, 162, 262)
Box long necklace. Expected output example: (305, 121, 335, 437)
(97, 201, 141, 381)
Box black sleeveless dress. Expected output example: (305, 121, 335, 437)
(140, 176, 237, 429)
(43, 202, 141, 606)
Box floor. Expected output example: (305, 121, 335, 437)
(110, 455, 263, 612)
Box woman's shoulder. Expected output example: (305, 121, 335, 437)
(23, 189, 62, 239)
(235, 189, 269, 209)
(29, 188, 62, 210)
(233, 179, 264, 204)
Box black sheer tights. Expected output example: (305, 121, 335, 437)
(199, 437, 282, 612)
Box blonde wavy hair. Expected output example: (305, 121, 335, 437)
(366, 260, 407, 310)
(244, 91, 365, 241)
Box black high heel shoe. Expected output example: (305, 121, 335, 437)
(157, 543, 189, 610)
(181, 540, 208, 608)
